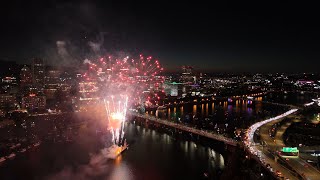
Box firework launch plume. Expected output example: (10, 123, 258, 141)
(79, 53, 164, 151)
(103, 95, 128, 146)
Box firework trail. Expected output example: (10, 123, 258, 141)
(103, 95, 128, 146)
(80, 54, 164, 148)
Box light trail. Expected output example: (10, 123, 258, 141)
(243, 109, 298, 179)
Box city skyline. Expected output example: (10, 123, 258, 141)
(1, 1, 320, 180)
(1, 1, 319, 72)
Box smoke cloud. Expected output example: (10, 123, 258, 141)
(88, 32, 106, 54)
(83, 58, 92, 64)
(46, 146, 120, 180)
(88, 41, 101, 53)
(56, 41, 69, 57)
(55, 40, 81, 67)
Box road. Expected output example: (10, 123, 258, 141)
(258, 117, 299, 179)
(244, 109, 299, 180)
(266, 117, 320, 180)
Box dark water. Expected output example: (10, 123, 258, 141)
(0, 121, 225, 180)
(154, 91, 315, 124)
(156, 99, 264, 120)
(147, 92, 315, 136)
(1, 92, 313, 179)
(147, 97, 288, 138)
(262, 91, 315, 105)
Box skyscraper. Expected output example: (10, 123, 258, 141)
(20, 65, 32, 87)
(44, 68, 61, 99)
(32, 58, 45, 86)
(21, 94, 46, 111)
(181, 66, 196, 84)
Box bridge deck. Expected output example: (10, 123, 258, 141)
(129, 112, 238, 146)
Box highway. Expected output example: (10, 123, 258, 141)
(258, 118, 299, 179)
(265, 117, 320, 180)
(244, 109, 299, 180)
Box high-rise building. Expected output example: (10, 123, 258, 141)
(20, 65, 33, 87)
(32, 58, 45, 86)
(182, 66, 193, 75)
(21, 94, 46, 111)
(2, 76, 17, 85)
(0, 94, 17, 110)
(181, 66, 196, 84)
(44, 68, 61, 99)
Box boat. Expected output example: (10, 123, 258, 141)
(117, 144, 128, 155)
(157, 106, 167, 110)
(0, 157, 6, 163)
(6, 153, 16, 159)
(33, 142, 41, 147)
(19, 148, 26, 153)
(116, 141, 129, 156)
(203, 172, 209, 178)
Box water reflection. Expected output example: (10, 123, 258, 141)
(205, 103, 209, 117)
(223, 101, 228, 109)
(1, 117, 226, 180)
(109, 161, 133, 180)
(227, 105, 233, 113)
(201, 104, 204, 117)
(180, 106, 184, 115)
(145, 96, 291, 138)
(262, 92, 313, 105)
(126, 123, 225, 175)
(158, 99, 265, 122)
(211, 102, 215, 112)
(193, 105, 197, 116)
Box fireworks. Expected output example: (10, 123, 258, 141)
(104, 95, 128, 146)
(80, 53, 164, 147)
(81, 54, 164, 102)
(83, 54, 163, 85)
(130, 54, 163, 77)
(129, 55, 165, 100)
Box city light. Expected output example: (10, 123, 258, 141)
(244, 109, 298, 178)
(2, 2, 320, 179)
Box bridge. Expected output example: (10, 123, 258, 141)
(254, 100, 302, 109)
(235, 96, 303, 110)
(129, 111, 238, 146)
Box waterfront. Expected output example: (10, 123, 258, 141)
(263, 91, 316, 105)
(148, 97, 288, 139)
(0, 92, 317, 179)
(0, 119, 225, 180)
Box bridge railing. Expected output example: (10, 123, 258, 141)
(129, 111, 238, 146)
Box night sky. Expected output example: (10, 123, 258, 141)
(1, 1, 319, 72)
